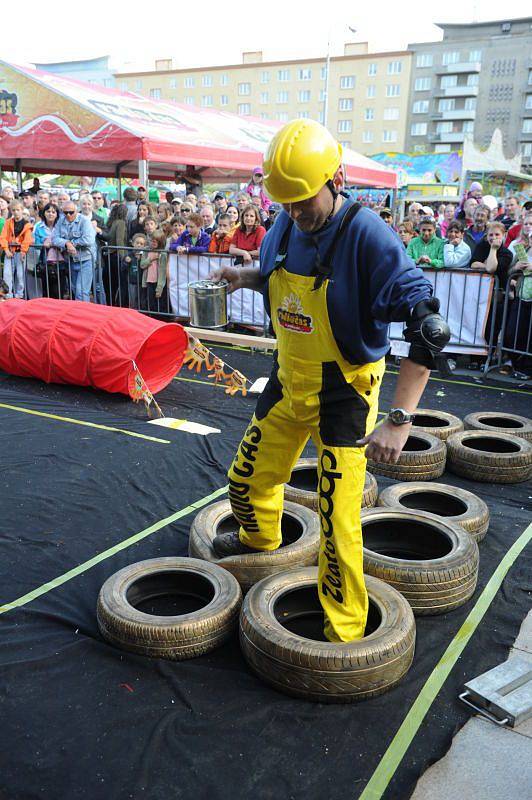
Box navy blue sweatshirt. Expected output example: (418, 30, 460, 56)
(259, 201, 432, 365)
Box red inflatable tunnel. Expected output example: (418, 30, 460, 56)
(0, 299, 188, 397)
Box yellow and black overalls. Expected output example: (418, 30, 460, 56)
(228, 205, 384, 642)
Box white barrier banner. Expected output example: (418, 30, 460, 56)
(168, 254, 267, 327)
(389, 269, 494, 355)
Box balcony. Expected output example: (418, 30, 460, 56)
(434, 86, 479, 98)
(431, 109, 476, 121)
(429, 132, 466, 144)
(435, 62, 482, 74)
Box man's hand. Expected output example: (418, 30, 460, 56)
(356, 420, 411, 463)
(209, 264, 243, 293)
(65, 241, 77, 256)
(418, 255, 431, 264)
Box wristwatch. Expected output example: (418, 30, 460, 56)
(388, 408, 414, 425)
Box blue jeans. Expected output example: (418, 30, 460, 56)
(70, 259, 94, 302)
(3, 252, 25, 298)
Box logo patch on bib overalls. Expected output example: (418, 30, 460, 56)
(277, 293, 313, 334)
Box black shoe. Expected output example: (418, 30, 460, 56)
(212, 531, 262, 558)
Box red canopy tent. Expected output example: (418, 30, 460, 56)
(0, 60, 397, 188)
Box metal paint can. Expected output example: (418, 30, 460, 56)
(188, 279, 228, 329)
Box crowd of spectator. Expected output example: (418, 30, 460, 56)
(0, 174, 530, 378)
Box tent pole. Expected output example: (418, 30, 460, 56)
(115, 165, 122, 201)
(139, 160, 148, 189)
(15, 159, 23, 193)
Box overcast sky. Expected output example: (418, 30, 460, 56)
(4, 1, 532, 72)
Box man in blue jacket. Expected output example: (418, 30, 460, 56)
(53, 201, 96, 302)
(211, 120, 449, 643)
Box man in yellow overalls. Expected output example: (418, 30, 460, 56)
(212, 120, 449, 643)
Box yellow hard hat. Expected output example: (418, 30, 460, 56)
(263, 119, 343, 204)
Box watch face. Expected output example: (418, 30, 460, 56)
(390, 409, 403, 424)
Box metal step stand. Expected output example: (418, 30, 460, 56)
(459, 656, 532, 728)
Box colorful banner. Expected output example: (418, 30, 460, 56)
(371, 152, 463, 188)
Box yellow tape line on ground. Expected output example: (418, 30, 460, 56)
(0, 402, 170, 443)
(358, 521, 532, 800)
(0, 485, 228, 615)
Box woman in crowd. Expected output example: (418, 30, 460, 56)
(157, 202, 174, 237)
(439, 204, 457, 239)
(128, 202, 150, 241)
(397, 220, 416, 249)
(229, 204, 266, 264)
(33, 203, 65, 299)
(225, 204, 240, 235)
(245, 167, 272, 212)
(503, 211, 532, 379)
(471, 221, 513, 348)
(100, 203, 129, 306)
(443, 221, 471, 268)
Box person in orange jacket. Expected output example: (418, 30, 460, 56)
(208, 214, 233, 255)
(0, 199, 34, 298)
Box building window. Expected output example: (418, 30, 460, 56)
(467, 74, 480, 86)
(184, 96, 194, 105)
(320, 66, 327, 80)
(412, 100, 429, 113)
(416, 53, 433, 68)
(525, 95, 532, 109)
(278, 69, 290, 82)
(298, 90, 311, 102)
(522, 143, 532, 157)
(364, 108, 374, 121)
(150, 88, 161, 99)
(382, 130, 397, 143)
(260, 71, 270, 84)
(522, 119, 532, 133)
(368, 63, 377, 76)
(134, 80, 143, 90)
(340, 75, 355, 89)
(318, 111, 325, 123)
(469, 50, 482, 62)
(103, 78, 113, 88)
(201, 95, 213, 107)
(238, 103, 251, 116)
(338, 119, 352, 133)
(438, 98, 455, 112)
(339, 141, 351, 149)
(202, 75, 212, 87)
(238, 82, 251, 95)
(120, 82, 128, 92)
(297, 111, 310, 118)
(169, 78, 177, 89)
(529, 71, 532, 86)
(436, 121, 453, 133)
(435, 144, 452, 153)
(462, 120, 474, 133)
(220, 74, 228, 86)
(276, 91, 289, 104)
(363, 130, 374, 144)
(184, 76, 195, 88)
(220, 95, 228, 106)
(260, 112, 269, 120)
(260, 92, 269, 104)
(384, 107, 400, 120)
(442, 51, 460, 66)
(320, 89, 327, 101)
(339, 98, 353, 111)
(411, 122, 428, 136)
(465, 97, 477, 111)
(298, 68, 312, 80)
(366, 85, 376, 98)
(441, 75, 458, 89)
(387, 60, 402, 75)
(386, 84, 400, 97)
(414, 77, 431, 91)
(276, 111, 288, 121)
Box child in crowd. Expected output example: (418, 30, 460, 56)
(406, 216, 445, 269)
(443, 221, 471, 268)
(0, 200, 33, 298)
(397, 221, 416, 248)
(245, 167, 272, 212)
(175, 213, 211, 254)
(143, 216, 159, 239)
(125, 232, 148, 310)
(229, 205, 266, 264)
(140, 230, 167, 312)
(167, 216, 187, 252)
(208, 214, 233, 254)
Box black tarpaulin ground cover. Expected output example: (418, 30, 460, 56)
(0, 349, 530, 800)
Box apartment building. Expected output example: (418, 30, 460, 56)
(114, 45, 412, 156)
(405, 17, 532, 167)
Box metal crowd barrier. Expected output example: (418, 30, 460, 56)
(2, 245, 98, 303)
(388, 267, 500, 370)
(497, 272, 532, 374)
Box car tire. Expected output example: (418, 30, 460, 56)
(446, 431, 532, 483)
(366, 431, 446, 481)
(411, 408, 464, 441)
(463, 411, 532, 442)
(240, 567, 415, 703)
(284, 458, 378, 510)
